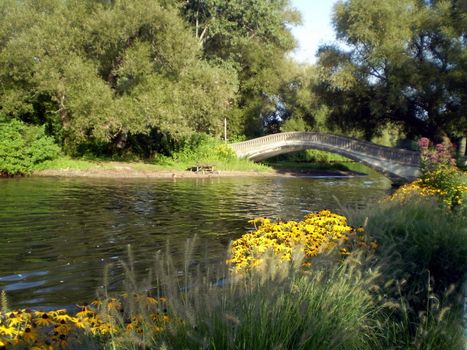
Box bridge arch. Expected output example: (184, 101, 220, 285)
(229, 132, 420, 183)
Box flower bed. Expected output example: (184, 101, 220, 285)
(0, 294, 169, 349)
(227, 210, 375, 272)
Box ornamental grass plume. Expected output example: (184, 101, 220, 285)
(152, 241, 382, 350)
(0, 291, 7, 314)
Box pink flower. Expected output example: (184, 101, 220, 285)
(418, 137, 430, 149)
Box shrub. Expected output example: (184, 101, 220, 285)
(414, 137, 466, 208)
(154, 133, 269, 171)
(0, 119, 61, 175)
(172, 133, 236, 163)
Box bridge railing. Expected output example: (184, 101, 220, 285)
(230, 132, 420, 165)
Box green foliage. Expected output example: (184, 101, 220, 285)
(316, 0, 467, 141)
(173, 134, 236, 162)
(0, 0, 239, 155)
(181, 0, 301, 138)
(155, 134, 269, 171)
(353, 198, 467, 316)
(280, 115, 309, 132)
(0, 0, 303, 158)
(0, 119, 60, 175)
(418, 137, 466, 208)
(266, 149, 351, 166)
(354, 197, 467, 349)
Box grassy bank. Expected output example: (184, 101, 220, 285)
(31, 137, 363, 176)
(0, 130, 364, 176)
(32, 155, 272, 176)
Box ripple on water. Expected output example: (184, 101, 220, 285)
(0, 175, 391, 308)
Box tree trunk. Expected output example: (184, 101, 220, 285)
(458, 136, 466, 158)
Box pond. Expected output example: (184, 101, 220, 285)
(0, 172, 392, 309)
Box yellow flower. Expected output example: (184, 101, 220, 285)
(22, 326, 38, 343)
(33, 312, 54, 327)
(0, 325, 16, 337)
(76, 305, 93, 318)
(146, 296, 158, 305)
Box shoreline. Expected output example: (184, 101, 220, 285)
(31, 167, 366, 179)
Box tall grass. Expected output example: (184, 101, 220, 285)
(74, 198, 466, 350)
(348, 197, 466, 349)
(152, 247, 381, 350)
(350, 198, 466, 306)
(85, 239, 384, 349)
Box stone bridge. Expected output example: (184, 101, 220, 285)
(229, 132, 420, 183)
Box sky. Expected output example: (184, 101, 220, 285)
(290, 0, 339, 64)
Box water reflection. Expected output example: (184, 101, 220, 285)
(0, 174, 391, 308)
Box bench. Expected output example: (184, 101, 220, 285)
(188, 164, 217, 174)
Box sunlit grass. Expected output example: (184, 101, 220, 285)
(33, 156, 99, 171)
(33, 155, 271, 174)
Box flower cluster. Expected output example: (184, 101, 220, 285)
(418, 137, 456, 169)
(408, 137, 467, 208)
(0, 294, 169, 349)
(227, 210, 375, 272)
(389, 179, 466, 207)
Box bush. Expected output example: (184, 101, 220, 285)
(154, 133, 269, 171)
(0, 119, 61, 175)
(172, 133, 236, 163)
(416, 137, 466, 208)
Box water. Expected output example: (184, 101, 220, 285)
(0, 174, 391, 308)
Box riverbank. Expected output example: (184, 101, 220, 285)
(31, 160, 366, 179)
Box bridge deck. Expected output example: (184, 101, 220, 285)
(229, 132, 420, 182)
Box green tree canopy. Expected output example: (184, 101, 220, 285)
(315, 0, 466, 142)
(180, 0, 301, 137)
(0, 0, 238, 154)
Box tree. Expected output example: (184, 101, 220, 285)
(0, 0, 238, 155)
(315, 0, 466, 144)
(180, 0, 301, 138)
